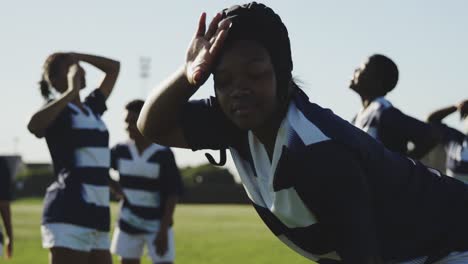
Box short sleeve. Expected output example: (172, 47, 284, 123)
(161, 149, 184, 196)
(84, 88, 107, 116)
(0, 158, 12, 201)
(181, 97, 243, 151)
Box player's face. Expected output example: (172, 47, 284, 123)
(214, 40, 278, 130)
(349, 59, 379, 96)
(125, 110, 141, 140)
(50, 61, 86, 93)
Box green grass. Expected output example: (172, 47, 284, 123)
(7, 199, 314, 264)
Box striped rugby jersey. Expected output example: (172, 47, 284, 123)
(111, 142, 183, 234)
(42, 89, 111, 231)
(181, 87, 468, 263)
(442, 126, 468, 182)
(352, 97, 439, 157)
(352, 97, 392, 140)
(0, 158, 12, 246)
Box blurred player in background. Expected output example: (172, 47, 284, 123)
(427, 99, 468, 183)
(27, 52, 120, 264)
(0, 157, 13, 259)
(110, 100, 183, 264)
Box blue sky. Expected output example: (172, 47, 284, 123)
(1, 0, 466, 174)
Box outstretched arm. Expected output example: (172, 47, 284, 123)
(427, 99, 468, 123)
(427, 105, 457, 124)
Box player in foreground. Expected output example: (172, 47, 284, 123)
(138, 2, 468, 263)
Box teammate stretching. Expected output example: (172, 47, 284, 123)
(350, 54, 441, 159)
(427, 99, 468, 183)
(28, 52, 120, 264)
(138, 3, 468, 263)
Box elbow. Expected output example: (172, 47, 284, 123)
(137, 117, 171, 146)
(137, 116, 159, 142)
(27, 119, 45, 138)
(112, 61, 121, 75)
(426, 115, 436, 123)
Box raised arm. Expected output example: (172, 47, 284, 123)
(71, 53, 120, 100)
(380, 108, 442, 159)
(27, 65, 82, 138)
(427, 99, 468, 123)
(137, 13, 230, 148)
(427, 105, 458, 124)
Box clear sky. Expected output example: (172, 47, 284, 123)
(1, 0, 467, 176)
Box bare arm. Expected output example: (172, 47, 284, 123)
(72, 53, 120, 100)
(137, 13, 230, 148)
(154, 195, 178, 256)
(27, 65, 81, 138)
(427, 99, 468, 123)
(138, 67, 196, 148)
(0, 201, 13, 258)
(108, 179, 125, 201)
(427, 105, 457, 124)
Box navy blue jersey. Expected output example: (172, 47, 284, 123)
(352, 97, 439, 158)
(42, 89, 111, 231)
(0, 158, 12, 245)
(111, 142, 183, 234)
(440, 125, 468, 182)
(0, 158, 12, 201)
(181, 88, 468, 263)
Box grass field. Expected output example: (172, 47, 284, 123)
(7, 199, 314, 264)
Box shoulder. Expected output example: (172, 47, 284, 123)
(112, 142, 132, 158)
(292, 90, 374, 150)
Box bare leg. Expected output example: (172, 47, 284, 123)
(89, 249, 112, 264)
(50, 247, 89, 264)
(121, 258, 140, 264)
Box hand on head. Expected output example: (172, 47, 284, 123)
(458, 99, 468, 120)
(67, 64, 84, 93)
(185, 12, 231, 87)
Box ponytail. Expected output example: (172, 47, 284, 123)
(39, 78, 51, 100)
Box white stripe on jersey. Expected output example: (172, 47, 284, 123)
(353, 97, 392, 139)
(123, 189, 160, 208)
(288, 104, 330, 145)
(82, 184, 110, 207)
(119, 207, 160, 231)
(118, 159, 160, 179)
(68, 104, 107, 131)
(75, 147, 110, 168)
(272, 188, 318, 228)
(233, 101, 326, 228)
(449, 144, 468, 162)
